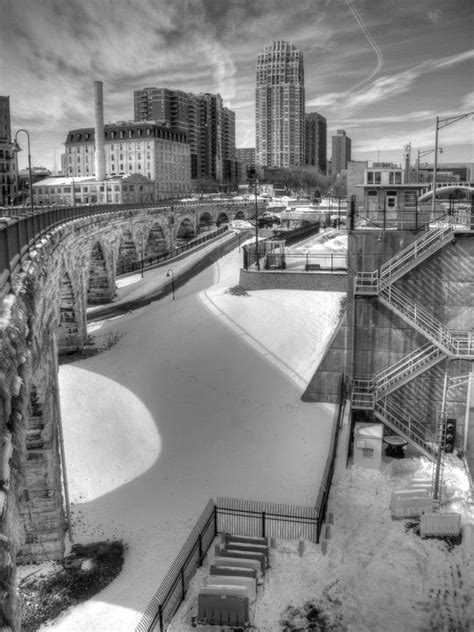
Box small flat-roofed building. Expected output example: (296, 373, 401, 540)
(32, 173, 155, 206)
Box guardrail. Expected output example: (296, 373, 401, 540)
(0, 200, 261, 296)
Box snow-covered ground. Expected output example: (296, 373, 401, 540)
(38, 231, 344, 631)
(170, 455, 474, 632)
(35, 227, 474, 632)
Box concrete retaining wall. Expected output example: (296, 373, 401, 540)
(239, 269, 347, 292)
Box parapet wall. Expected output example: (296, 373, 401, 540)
(239, 269, 347, 292)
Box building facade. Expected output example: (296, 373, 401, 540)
(133, 87, 236, 183)
(64, 121, 191, 199)
(32, 173, 155, 206)
(0, 96, 18, 206)
(331, 129, 351, 175)
(255, 41, 305, 168)
(305, 112, 327, 173)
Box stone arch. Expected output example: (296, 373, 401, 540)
(234, 210, 245, 220)
(57, 271, 82, 354)
(216, 212, 229, 226)
(198, 212, 213, 233)
(176, 217, 195, 245)
(116, 229, 139, 274)
(87, 242, 114, 305)
(145, 221, 168, 258)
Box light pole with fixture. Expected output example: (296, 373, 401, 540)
(432, 111, 474, 214)
(416, 147, 442, 183)
(246, 165, 259, 270)
(166, 269, 175, 300)
(12, 129, 34, 214)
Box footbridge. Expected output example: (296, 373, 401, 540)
(418, 181, 474, 201)
(0, 198, 262, 630)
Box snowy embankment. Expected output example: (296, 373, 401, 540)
(170, 456, 474, 632)
(39, 232, 344, 631)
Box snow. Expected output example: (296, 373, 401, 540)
(37, 228, 474, 632)
(40, 232, 344, 631)
(170, 457, 474, 632)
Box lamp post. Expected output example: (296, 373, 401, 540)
(246, 165, 259, 270)
(432, 111, 474, 214)
(416, 147, 442, 183)
(166, 269, 175, 300)
(12, 129, 34, 214)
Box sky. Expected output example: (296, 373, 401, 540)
(1, 0, 473, 172)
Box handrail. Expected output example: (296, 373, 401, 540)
(354, 209, 472, 293)
(374, 398, 437, 458)
(380, 285, 474, 357)
(374, 343, 444, 393)
(0, 200, 262, 296)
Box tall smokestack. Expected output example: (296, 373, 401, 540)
(94, 81, 106, 181)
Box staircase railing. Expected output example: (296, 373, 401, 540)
(374, 398, 438, 459)
(379, 218, 455, 286)
(354, 209, 471, 294)
(380, 285, 474, 358)
(373, 343, 445, 395)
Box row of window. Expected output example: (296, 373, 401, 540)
(367, 171, 402, 185)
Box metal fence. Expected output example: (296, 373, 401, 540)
(136, 374, 349, 632)
(314, 373, 347, 538)
(242, 222, 322, 270)
(116, 226, 228, 275)
(264, 251, 347, 272)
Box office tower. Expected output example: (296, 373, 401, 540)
(0, 96, 18, 205)
(305, 112, 327, 173)
(255, 41, 305, 168)
(134, 87, 236, 182)
(331, 129, 351, 175)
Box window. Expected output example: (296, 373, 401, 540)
(374, 172, 381, 184)
(362, 448, 374, 458)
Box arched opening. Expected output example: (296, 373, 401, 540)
(57, 271, 81, 354)
(87, 242, 113, 305)
(116, 230, 139, 274)
(197, 212, 213, 235)
(145, 222, 168, 260)
(234, 210, 245, 220)
(176, 218, 195, 246)
(216, 212, 229, 227)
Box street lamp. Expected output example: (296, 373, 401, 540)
(246, 165, 259, 270)
(432, 111, 474, 214)
(416, 147, 442, 183)
(12, 129, 34, 214)
(166, 269, 175, 300)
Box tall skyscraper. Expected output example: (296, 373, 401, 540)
(305, 112, 327, 173)
(255, 41, 305, 168)
(331, 129, 352, 175)
(134, 87, 236, 182)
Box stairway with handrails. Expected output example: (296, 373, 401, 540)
(351, 208, 474, 460)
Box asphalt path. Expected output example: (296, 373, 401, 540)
(87, 230, 253, 322)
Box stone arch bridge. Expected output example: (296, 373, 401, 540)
(0, 199, 259, 629)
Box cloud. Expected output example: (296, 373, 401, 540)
(335, 49, 474, 112)
(427, 10, 441, 24)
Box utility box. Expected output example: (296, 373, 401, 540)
(353, 423, 384, 470)
(197, 585, 249, 626)
(420, 513, 462, 537)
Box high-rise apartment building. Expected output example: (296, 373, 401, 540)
(0, 96, 18, 205)
(255, 41, 305, 168)
(331, 129, 351, 175)
(134, 87, 236, 182)
(305, 112, 327, 173)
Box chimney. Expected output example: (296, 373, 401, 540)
(94, 81, 106, 181)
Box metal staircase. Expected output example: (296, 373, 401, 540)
(352, 208, 473, 460)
